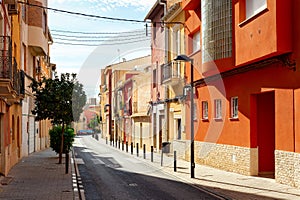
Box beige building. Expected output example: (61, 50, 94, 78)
(99, 56, 151, 146)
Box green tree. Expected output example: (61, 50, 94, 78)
(49, 126, 75, 154)
(88, 115, 100, 130)
(30, 73, 86, 163)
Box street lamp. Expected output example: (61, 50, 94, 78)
(174, 54, 195, 178)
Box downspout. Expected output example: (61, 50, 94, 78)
(159, 0, 169, 145)
(158, 0, 168, 64)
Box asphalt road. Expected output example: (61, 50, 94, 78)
(73, 135, 222, 200)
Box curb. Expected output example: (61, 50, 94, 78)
(71, 149, 85, 200)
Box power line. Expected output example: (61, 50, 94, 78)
(54, 38, 150, 46)
(52, 35, 150, 42)
(51, 29, 146, 35)
(18, 1, 183, 25)
(19, 1, 145, 23)
(51, 32, 150, 39)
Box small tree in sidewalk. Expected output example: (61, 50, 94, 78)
(30, 73, 86, 164)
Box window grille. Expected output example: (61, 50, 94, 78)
(202, 0, 232, 63)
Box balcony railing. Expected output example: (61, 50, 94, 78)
(161, 62, 183, 84)
(0, 36, 12, 79)
(0, 36, 24, 98)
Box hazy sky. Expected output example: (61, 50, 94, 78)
(48, 0, 156, 97)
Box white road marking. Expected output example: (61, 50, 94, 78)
(91, 158, 105, 165)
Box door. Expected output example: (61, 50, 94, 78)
(257, 92, 275, 177)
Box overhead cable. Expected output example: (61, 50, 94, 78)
(18, 1, 183, 25)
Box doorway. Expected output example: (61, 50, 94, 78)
(256, 91, 275, 178)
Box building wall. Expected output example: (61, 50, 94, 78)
(177, 0, 300, 188)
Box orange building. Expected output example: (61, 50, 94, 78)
(181, 0, 300, 187)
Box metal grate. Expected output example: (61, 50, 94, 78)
(202, 0, 232, 63)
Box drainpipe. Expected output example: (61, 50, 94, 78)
(158, 0, 168, 64)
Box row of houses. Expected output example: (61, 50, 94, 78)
(99, 0, 300, 188)
(0, 0, 54, 175)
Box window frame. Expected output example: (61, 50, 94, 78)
(202, 101, 208, 120)
(192, 30, 200, 53)
(230, 96, 239, 119)
(246, 0, 267, 20)
(214, 99, 222, 119)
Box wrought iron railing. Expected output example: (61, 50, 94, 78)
(0, 36, 12, 78)
(161, 61, 182, 83)
(0, 36, 24, 96)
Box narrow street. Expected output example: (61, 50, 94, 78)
(73, 135, 221, 200)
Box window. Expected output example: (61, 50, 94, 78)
(193, 100, 198, 121)
(214, 99, 222, 119)
(42, 11, 47, 34)
(231, 97, 238, 119)
(152, 68, 157, 88)
(172, 27, 181, 56)
(193, 31, 200, 53)
(246, 0, 267, 19)
(202, 101, 208, 120)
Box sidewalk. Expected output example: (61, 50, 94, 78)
(0, 149, 74, 200)
(98, 136, 300, 200)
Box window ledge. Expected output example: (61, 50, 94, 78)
(239, 7, 268, 27)
(229, 117, 239, 121)
(201, 118, 209, 122)
(213, 118, 223, 122)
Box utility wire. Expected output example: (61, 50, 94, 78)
(52, 32, 150, 39)
(51, 29, 146, 35)
(52, 35, 150, 42)
(18, 1, 183, 25)
(19, 1, 145, 23)
(54, 38, 150, 46)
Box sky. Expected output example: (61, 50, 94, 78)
(48, 0, 156, 98)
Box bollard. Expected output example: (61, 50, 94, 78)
(143, 144, 146, 159)
(131, 142, 133, 155)
(161, 149, 163, 166)
(174, 151, 177, 172)
(151, 146, 154, 162)
(136, 143, 139, 157)
(126, 142, 128, 153)
(106, 137, 107, 144)
(122, 141, 124, 151)
(118, 139, 120, 149)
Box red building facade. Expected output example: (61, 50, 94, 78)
(181, 0, 300, 187)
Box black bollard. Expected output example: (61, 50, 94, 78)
(65, 152, 69, 174)
(174, 151, 177, 172)
(143, 144, 146, 159)
(151, 146, 154, 162)
(122, 141, 124, 151)
(131, 142, 133, 155)
(126, 142, 128, 153)
(136, 143, 139, 157)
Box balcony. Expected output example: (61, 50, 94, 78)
(161, 62, 185, 96)
(0, 36, 24, 104)
(161, 62, 184, 85)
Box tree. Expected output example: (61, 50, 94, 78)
(30, 73, 86, 163)
(49, 126, 75, 154)
(88, 115, 100, 130)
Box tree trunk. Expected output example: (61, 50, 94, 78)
(59, 122, 65, 164)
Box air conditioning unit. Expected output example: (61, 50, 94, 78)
(8, 3, 18, 15)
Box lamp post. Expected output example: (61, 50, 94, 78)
(174, 54, 195, 178)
